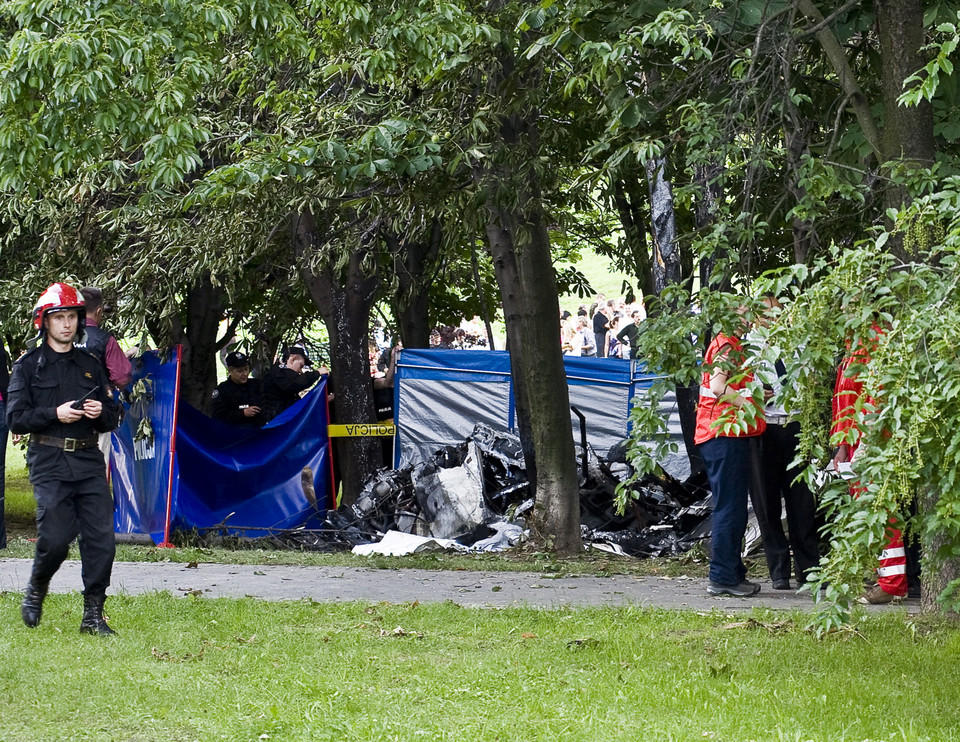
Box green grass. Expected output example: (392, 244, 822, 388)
(557, 249, 634, 316)
(4, 439, 33, 529)
(0, 595, 955, 742)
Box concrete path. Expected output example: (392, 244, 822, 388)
(0, 558, 918, 612)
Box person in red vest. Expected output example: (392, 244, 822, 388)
(831, 324, 908, 604)
(695, 307, 767, 597)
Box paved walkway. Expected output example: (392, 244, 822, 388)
(0, 558, 918, 612)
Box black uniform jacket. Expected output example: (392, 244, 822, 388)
(7, 344, 120, 484)
(262, 366, 321, 420)
(211, 377, 266, 426)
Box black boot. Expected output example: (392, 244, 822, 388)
(79, 593, 116, 636)
(21, 580, 49, 628)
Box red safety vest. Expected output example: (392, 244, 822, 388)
(694, 333, 766, 445)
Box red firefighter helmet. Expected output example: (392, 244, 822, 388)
(32, 282, 86, 335)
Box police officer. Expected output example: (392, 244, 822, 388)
(7, 283, 120, 635)
(211, 351, 265, 426)
(262, 345, 322, 421)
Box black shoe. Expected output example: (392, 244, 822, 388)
(21, 581, 49, 628)
(772, 579, 792, 590)
(707, 580, 761, 597)
(79, 594, 117, 636)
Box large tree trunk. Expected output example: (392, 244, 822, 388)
(469, 27, 581, 555)
(875, 2, 948, 615)
(478, 104, 580, 554)
(295, 208, 381, 507)
(876, 0, 936, 259)
(485, 199, 580, 554)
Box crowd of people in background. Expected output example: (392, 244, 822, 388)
(560, 294, 646, 359)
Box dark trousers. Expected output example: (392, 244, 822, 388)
(594, 332, 607, 358)
(749, 422, 820, 584)
(700, 436, 751, 586)
(31, 476, 115, 596)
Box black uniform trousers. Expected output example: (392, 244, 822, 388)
(31, 474, 115, 596)
(749, 421, 821, 584)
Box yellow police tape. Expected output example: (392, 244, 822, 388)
(327, 423, 396, 438)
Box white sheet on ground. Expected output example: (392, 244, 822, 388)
(352, 530, 469, 556)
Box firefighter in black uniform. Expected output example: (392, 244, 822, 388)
(7, 283, 120, 635)
(211, 351, 265, 426)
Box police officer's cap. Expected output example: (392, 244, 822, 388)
(283, 345, 309, 364)
(225, 351, 250, 368)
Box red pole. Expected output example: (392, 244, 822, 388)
(324, 378, 337, 510)
(157, 344, 182, 548)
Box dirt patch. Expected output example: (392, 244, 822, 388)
(5, 513, 35, 540)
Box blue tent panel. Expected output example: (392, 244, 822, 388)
(174, 382, 330, 536)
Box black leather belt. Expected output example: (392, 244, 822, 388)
(31, 434, 99, 452)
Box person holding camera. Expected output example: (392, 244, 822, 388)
(7, 283, 120, 635)
(262, 344, 323, 422)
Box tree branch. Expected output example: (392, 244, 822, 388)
(796, 0, 883, 162)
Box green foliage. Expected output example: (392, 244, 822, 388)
(900, 18, 960, 107)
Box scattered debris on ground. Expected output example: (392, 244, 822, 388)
(185, 424, 729, 557)
(332, 423, 714, 557)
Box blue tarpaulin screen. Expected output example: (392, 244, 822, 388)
(112, 349, 331, 543)
(112, 350, 180, 543)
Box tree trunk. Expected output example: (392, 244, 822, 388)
(484, 200, 581, 554)
(919, 487, 960, 618)
(694, 162, 725, 291)
(876, 0, 935, 259)
(645, 157, 683, 295)
(612, 177, 656, 304)
(470, 235, 496, 351)
(154, 272, 227, 414)
(295, 208, 381, 507)
(478, 104, 581, 554)
(875, 2, 950, 614)
(780, 14, 818, 266)
(784, 124, 818, 265)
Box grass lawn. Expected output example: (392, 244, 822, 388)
(3, 442, 960, 741)
(4, 438, 34, 536)
(556, 250, 634, 316)
(0, 596, 955, 742)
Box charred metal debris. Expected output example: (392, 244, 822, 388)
(321, 423, 713, 557)
(183, 423, 713, 555)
